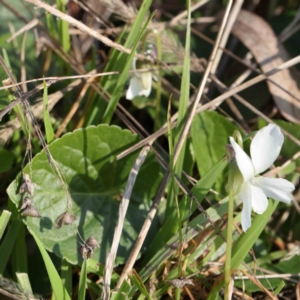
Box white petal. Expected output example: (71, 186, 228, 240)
(230, 137, 255, 182)
(250, 124, 284, 175)
(248, 180, 269, 214)
(239, 182, 252, 232)
(126, 76, 145, 100)
(252, 177, 294, 203)
(140, 71, 152, 97)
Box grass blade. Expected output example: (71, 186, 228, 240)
(43, 80, 55, 143)
(78, 259, 87, 300)
(0, 210, 11, 239)
(16, 273, 33, 293)
(0, 218, 21, 274)
(29, 229, 71, 300)
(61, 259, 72, 297)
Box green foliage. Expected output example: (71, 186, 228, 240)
(0, 0, 299, 298)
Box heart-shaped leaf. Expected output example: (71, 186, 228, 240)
(7, 125, 162, 265)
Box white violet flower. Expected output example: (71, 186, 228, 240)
(229, 124, 295, 232)
(126, 57, 152, 100)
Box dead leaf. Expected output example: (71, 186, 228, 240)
(231, 9, 300, 123)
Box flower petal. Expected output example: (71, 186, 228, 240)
(250, 124, 284, 175)
(239, 182, 252, 232)
(126, 74, 151, 100)
(252, 177, 294, 203)
(248, 180, 269, 214)
(230, 137, 255, 182)
(140, 71, 152, 95)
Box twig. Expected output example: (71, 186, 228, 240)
(210, 0, 243, 75)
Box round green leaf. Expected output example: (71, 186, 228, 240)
(7, 125, 162, 265)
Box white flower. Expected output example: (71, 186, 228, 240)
(126, 57, 152, 100)
(229, 124, 295, 232)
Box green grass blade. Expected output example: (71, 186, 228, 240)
(231, 200, 278, 268)
(45, 10, 58, 39)
(0, 210, 11, 239)
(274, 280, 285, 296)
(0, 218, 21, 274)
(16, 273, 33, 293)
(11, 222, 28, 273)
(78, 259, 87, 300)
(102, 11, 155, 124)
(29, 229, 71, 300)
(43, 80, 55, 143)
(111, 279, 131, 300)
(56, 0, 70, 53)
(166, 0, 191, 219)
(173, 0, 191, 176)
(61, 259, 72, 297)
(129, 270, 152, 300)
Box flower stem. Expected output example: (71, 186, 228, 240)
(224, 188, 234, 300)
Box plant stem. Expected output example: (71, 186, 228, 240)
(154, 31, 162, 131)
(224, 188, 234, 300)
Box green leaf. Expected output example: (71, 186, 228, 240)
(30, 229, 71, 300)
(7, 125, 162, 265)
(191, 111, 239, 195)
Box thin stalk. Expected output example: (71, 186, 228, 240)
(154, 31, 162, 131)
(224, 188, 234, 300)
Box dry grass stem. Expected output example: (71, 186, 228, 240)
(102, 145, 151, 299)
(26, 0, 138, 57)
